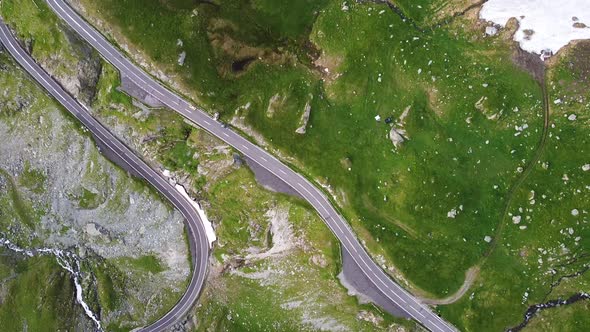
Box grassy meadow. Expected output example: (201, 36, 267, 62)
(3, 0, 589, 330)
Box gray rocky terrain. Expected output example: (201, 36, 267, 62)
(0, 51, 189, 329)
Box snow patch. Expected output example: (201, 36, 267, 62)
(174, 184, 217, 247)
(161, 169, 216, 247)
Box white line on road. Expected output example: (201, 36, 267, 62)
(414, 310, 425, 318)
(333, 222, 344, 233)
(345, 237, 355, 249)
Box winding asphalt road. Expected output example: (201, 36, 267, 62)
(0, 21, 209, 332)
(38, 0, 457, 330)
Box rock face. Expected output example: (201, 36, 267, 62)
(50, 24, 103, 105)
(241, 207, 297, 261)
(0, 101, 188, 280)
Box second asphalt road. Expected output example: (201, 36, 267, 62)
(0, 22, 209, 332)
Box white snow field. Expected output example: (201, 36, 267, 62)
(480, 0, 590, 56)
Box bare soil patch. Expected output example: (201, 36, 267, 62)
(511, 46, 545, 84)
(207, 19, 296, 77)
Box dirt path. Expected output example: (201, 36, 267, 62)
(421, 266, 480, 305)
(422, 52, 550, 305)
(482, 73, 550, 262)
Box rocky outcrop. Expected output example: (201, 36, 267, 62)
(266, 93, 284, 118)
(389, 127, 407, 148)
(389, 106, 411, 148)
(49, 24, 102, 105)
(295, 99, 312, 134)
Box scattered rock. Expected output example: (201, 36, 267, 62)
(310, 254, 327, 268)
(357, 310, 383, 325)
(485, 26, 498, 36)
(447, 208, 458, 219)
(85, 223, 102, 237)
(475, 96, 487, 111)
(475, 96, 501, 120)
